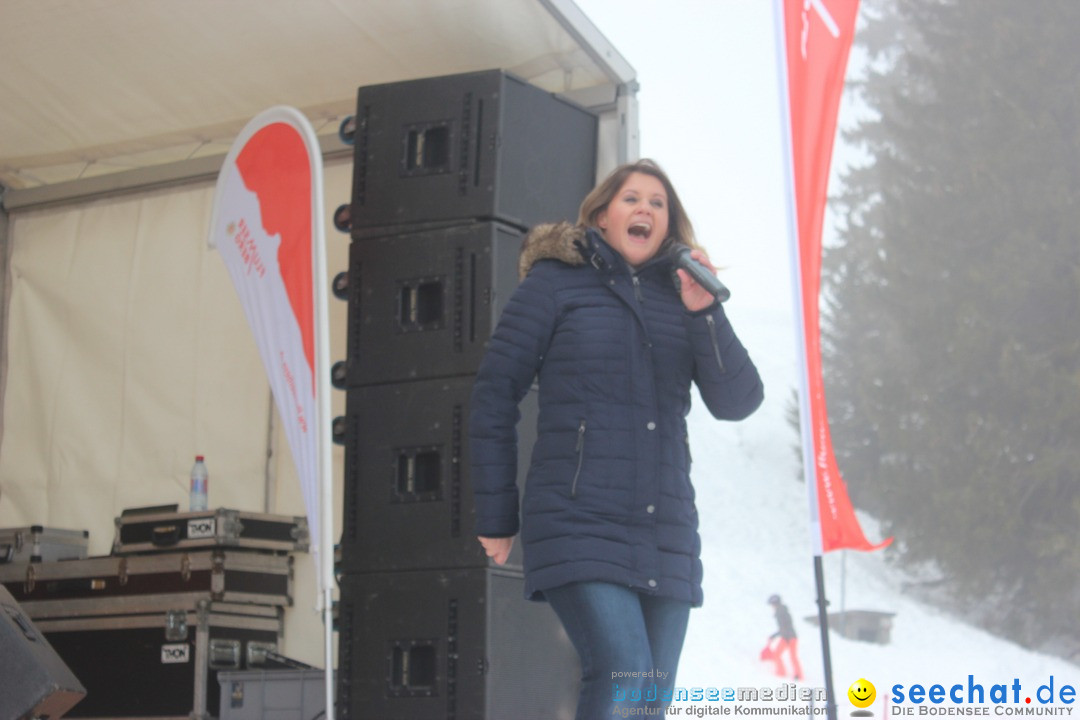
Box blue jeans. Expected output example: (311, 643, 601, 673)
(545, 582, 691, 719)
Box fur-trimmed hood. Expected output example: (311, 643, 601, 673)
(517, 222, 589, 280)
(518, 221, 685, 281)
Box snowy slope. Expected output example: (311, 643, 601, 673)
(670, 298, 1077, 715)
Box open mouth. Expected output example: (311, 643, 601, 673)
(628, 222, 651, 239)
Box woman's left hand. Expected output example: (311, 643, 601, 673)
(676, 248, 720, 312)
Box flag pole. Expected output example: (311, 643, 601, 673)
(772, 2, 838, 718)
(311, 150, 337, 720)
(813, 558, 838, 720)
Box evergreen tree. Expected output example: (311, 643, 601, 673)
(823, 0, 1080, 651)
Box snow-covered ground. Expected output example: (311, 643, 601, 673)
(666, 299, 1077, 717)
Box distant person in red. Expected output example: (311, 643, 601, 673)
(768, 594, 803, 681)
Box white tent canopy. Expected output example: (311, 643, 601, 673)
(0, 0, 636, 202)
(0, 0, 636, 671)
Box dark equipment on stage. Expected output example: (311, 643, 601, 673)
(339, 378, 536, 574)
(347, 69, 596, 233)
(0, 507, 307, 719)
(112, 506, 309, 556)
(343, 221, 524, 387)
(36, 602, 282, 719)
(0, 549, 294, 615)
(0, 583, 86, 720)
(333, 68, 587, 719)
(337, 570, 577, 720)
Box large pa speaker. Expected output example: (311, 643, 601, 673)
(336, 569, 578, 720)
(339, 376, 535, 575)
(348, 69, 597, 233)
(344, 221, 523, 388)
(0, 584, 85, 720)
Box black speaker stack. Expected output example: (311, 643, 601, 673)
(333, 70, 594, 720)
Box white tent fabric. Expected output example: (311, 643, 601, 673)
(0, 0, 632, 190)
(0, 0, 635, 670)
(1, 160, 354, 661)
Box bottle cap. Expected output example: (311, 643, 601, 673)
(195, 455, 205, 462)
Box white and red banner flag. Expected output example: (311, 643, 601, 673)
(209, 106, 335, 709)
(778, 0, 891, 554)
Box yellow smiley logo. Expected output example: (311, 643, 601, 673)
(848, 679, 876, 709)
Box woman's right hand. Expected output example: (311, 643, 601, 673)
(676, 248, 721, 312)
(478, 536, 514, 565)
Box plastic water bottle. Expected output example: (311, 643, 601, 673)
(190, 455, 209, 511)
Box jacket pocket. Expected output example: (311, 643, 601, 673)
(705, 315, 726, 373)
(570, 419, 587, 498)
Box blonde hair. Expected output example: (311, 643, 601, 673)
(577, 158, 699, 251)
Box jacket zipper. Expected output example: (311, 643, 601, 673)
(631, 275, 644, 303)
(705, 315, 726, 373)
(570, 420, 586, 498)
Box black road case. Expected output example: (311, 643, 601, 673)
(0, 525, 89, 564)
(113, 507, 309, 555)
(35, 601, 283, 719)
(0, 549, 293, 619)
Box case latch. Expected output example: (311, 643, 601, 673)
(209, 639, 242, 670)
(164, 609, 187, 641)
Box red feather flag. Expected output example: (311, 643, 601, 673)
(778, 0, 891, 554)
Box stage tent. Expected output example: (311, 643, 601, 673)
(0, 0, 636, 667)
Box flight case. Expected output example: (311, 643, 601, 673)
(0, 548, 293, 619)
(35, 601, 283, 719)
(0, 525, 89, 564)
(217, 668, 328, 720)
(112, 506, 309, 555)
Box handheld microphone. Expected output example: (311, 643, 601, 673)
(672, 246, 731, 303)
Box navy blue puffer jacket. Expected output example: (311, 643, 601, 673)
(469, 224, 763, 606)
